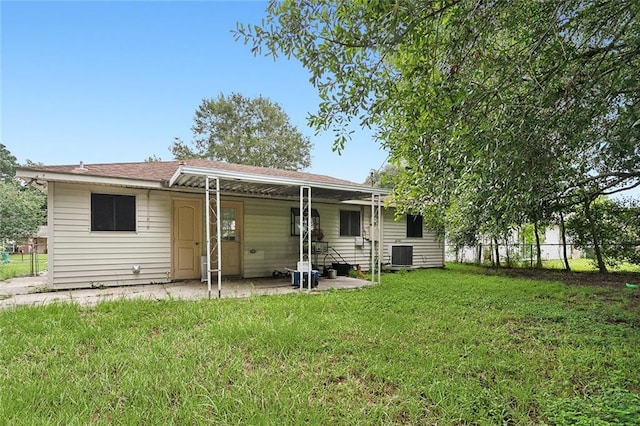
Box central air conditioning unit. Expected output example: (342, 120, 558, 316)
(391, 245, 413, 266)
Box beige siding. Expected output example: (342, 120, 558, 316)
(50, 183, 173, 289)
(239, 199, 378, 277)
(381, 210, 444, 268)
(49, 185, 443, 288)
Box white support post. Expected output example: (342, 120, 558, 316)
(377, 194, 382, 285)
(216, 177, 222, 298)
(370, 193, 383, 285)
(371, 194, 375, 285)
(206, 176, 211, 299)
(299, 185, 312, 291)
(307, 187, 312, 291)
(205, 175, 222, 299)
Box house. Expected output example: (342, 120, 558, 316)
(18, 225, 48, 254)
(446, 225, 582, 264)
(17, 160, 444, 292)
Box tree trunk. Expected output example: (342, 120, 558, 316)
(505, 239, 510, 267)
(493, 237, 501, 268)
(559, 212, 571, 271)
(584, 200, 607, 273)
(534, 222, 543, 269)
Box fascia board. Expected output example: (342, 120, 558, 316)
(16, 169, 165, 190)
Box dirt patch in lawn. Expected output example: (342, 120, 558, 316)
(479, 267, 640, 310)
(480, 267, 640, 289)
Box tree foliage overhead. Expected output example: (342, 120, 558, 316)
(172, 93, 312, 171)
(237, 0, 640, 268)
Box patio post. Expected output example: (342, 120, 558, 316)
(205, 175, 211, 299)
(216, 177, 222, 298)
(205, 175, 222, 299)
(299, 185, 312, 290)
(370, 193, 383, 285)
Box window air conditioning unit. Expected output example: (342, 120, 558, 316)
(391, 245, 413, 266)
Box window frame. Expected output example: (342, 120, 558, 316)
(406, 214, 423, 238)
(91, 193, 137, 232)
(291, 207, 320, 236)
(340, 210, 361, 237)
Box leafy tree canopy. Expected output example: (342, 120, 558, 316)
(237, 0, 639, 239)
(171, 93, 312, 171)
(0, 181, 46, 244)
(363, 163, 403, 189)
(566, 197, 640, 270)
(1, 143, 18, 182)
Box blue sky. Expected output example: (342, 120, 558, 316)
(1, 0, 388, 184)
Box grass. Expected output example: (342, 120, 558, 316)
(542, 258, 640, 273)
(0, 253, 48, 281)
(1, 265, 639, 424)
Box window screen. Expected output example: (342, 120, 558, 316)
(406, 214, 423, 238)
(91, 194, 136, 231)
(291, 208, 320, 236)
(340, 210, 361, 236)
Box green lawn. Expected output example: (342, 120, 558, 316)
(1, 265, 639, 424)
(0, 253, 48, 281)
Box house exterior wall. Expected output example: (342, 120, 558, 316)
(380, 209, 445, 268)
(48, 184, 444, 288)
(49, 182, 175, 289)
(239, 198, 373, 277)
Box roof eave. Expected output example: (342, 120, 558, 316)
(16, 168, 165, 190)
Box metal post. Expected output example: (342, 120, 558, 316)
(205, 176, 211, 299)
(206, 175, 222, 299)
(307, 187, 312, 291)
(371, 193, 375, 285)
(299, 186, 312, 291)
(377, 194, 382, 285)
(216, 177, 222, 298)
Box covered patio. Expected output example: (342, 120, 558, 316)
(0, 273, 373, 309)
(168, 164, 388, 299)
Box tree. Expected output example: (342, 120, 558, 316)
(1, 143, 18, 182)
(566, 197, 640, 271)
(237, 1, 640, 267)
(0, 181, 46, 245)
(364, 163, 402, 189)
(171, 93, 312, 171)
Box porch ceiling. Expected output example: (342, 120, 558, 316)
(168, 166, 388, 201)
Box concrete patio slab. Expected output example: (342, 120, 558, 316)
(0, 273, 373, 309)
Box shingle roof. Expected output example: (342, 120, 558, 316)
(22, 159, 367, 188)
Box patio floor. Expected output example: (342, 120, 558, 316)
(0, 274, 374, 309)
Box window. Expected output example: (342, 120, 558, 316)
(406, 214, 423, 238)
(340, 210, 361, 236)
(91, 194, 136, 231)
(291, 208, 320, 236)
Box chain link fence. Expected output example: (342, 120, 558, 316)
(446, 243, 583, 267)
